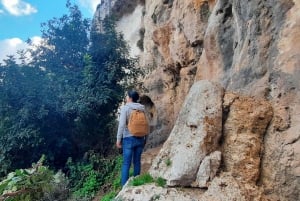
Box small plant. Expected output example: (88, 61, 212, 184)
(67, 154, 123, 199)
(101, 191, 117, 201)
(100, 156, 123, 201)
(165, 158, 172, 166)
(67, 161, 101, 199)
(130, 173, 154, 186)
(155, 177, 166, 187)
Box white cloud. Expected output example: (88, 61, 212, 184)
(0, 38, 26, 63)
(1, 0, 37, 16)
(0, 36, 42, 64)
(30, 36, 42, 46)
(78, 0, 101, 14)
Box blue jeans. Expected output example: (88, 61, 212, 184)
(121, 136, 144, 186)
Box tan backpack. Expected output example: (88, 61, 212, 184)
(128, 109, 149, 137)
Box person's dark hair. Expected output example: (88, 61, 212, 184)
(127, 90, 139, 102)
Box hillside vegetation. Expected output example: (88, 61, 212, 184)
(0, 1, 141, 200)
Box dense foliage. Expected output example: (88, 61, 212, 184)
(0, 156, 68, 201)
(0, 1, 141, 193)
(67, 154, 122, 200)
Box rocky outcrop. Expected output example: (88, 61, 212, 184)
(141, 0, 299, 199)
(116, 81, 274, 200)
(199, 173, 254, 201)
(115, 182, 203, 201)
(139, 0, 213, 147)
(222, 93, 273, 185)
(93, 0, 300, 199)
(220, 93, 274, 200)
(92, 0, 144, 56)
(150, 80, 223, 187)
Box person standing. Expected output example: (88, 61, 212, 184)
(116, 90, 148, 186)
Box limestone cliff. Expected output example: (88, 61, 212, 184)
(93, 0, 300, 200)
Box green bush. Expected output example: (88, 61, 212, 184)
(130, 173, 154, 186)
(100, 156, 123, 201)
(101, 191, 117, 201)
(67, 158, 102, 199)
(129, 174, 166, 187)
(0, 156, 68, 201)
(73, 165, 100, 198)
(67, 154, 123, 200)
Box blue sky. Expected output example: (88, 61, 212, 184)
(0, 0, 101, 63)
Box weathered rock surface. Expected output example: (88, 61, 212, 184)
(150, 80, 223, 187)
(116, 89, 273, 200)
(138, 0, 214, 147)
(94, 0, 300, 199)
(115, 182, 203, 201)
(193, 151, 221, 188)
(222, 93, 274, 184)
(141, 0, 299, 199)
(199, 173, 255, 201)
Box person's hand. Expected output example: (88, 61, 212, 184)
(116, 141, 122, 149)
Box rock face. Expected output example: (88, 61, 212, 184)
(141, 0, 299, 199)
(115, 182, 202, 201)
(116, 82, 274, 200)
(222, 93, 274, 185)
(194, 151, 221, 188)
(149, 80, 223, 187)
(93, 0, 300, 199)
(140, 0, 213, 147)
(199, 173, 251, 201)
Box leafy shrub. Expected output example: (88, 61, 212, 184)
(67, 159, 102, 199)
(100, 156, 122, 201)
(0, 156, 68, 201)
(130, 173, 154, 186)
(67, 154, 123, 200)
(101, 191, 117, 201)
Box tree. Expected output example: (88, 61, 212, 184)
(0, 59, 47, 175)
(29, 0, 90, 72)
(0, 1, 141, 178)
(0, 1, 90, 175)
(73, 17, 139, 154)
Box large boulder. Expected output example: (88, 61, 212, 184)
(149, 80, 223, 186)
